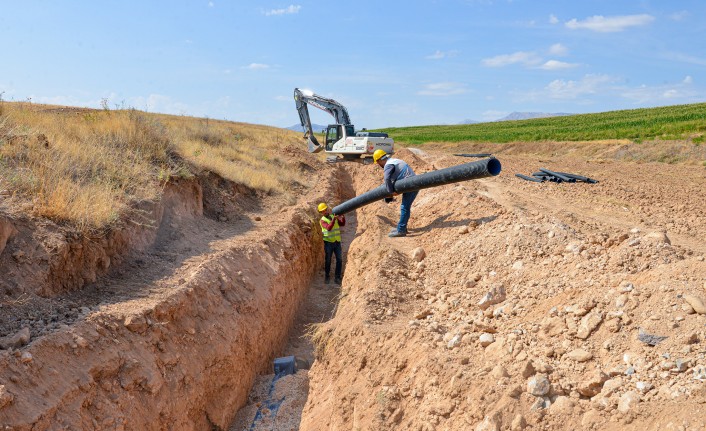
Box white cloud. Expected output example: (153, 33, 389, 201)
(243, 63, 270, 70)
(670, 11, 688, 21)
(425, 50, 458, 60)
(549, 14, 559, 24)
(264, 5, 301, 16)
(565, 14, 654, 32)
(683, 75, 693, 84)
(548, 43, 568, 56)
(538, 60, 579, 70)
(620, 80, 698, 104)
(417, 82, 468, 96)
(545, 74, 615, 99)
(482, 51, 541, 67)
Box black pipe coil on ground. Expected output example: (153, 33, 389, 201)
(515, 173, 544, 183)
(332, 158, 502, 215)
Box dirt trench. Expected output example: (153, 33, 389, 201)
(0, 148, 352, 430)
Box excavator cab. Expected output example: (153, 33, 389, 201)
(325, 125, 341, 151)
(325, 125, 355, 151)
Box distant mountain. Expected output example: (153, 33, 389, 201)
(286, 123, 328, 133)
(496, 112, 573, 121)
(459, 119, 479, 124)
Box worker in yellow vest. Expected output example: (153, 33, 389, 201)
(318, 202, 346, 284)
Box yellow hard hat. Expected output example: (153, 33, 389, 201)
(317, 202, 328, 212)
(373, 149, 388, 162)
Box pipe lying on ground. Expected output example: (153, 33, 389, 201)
(557, 172, 599, 184)
(531, 171, 599, 184)
(515, 173, 544, 183)
(454, 153, 493, 158)
(539, 168, 574, 183)
(332, 158, 501, 215)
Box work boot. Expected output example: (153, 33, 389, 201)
(325, 275, 331, 284)
(334, 277, 342, 285)
(388, 230, 407, 238)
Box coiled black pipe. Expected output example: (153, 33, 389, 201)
(332, 158, 501, 215)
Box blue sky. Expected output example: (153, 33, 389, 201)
(1, 1, 704, 128)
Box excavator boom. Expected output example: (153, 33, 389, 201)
(293, 87, 393, 158)
(294, 88, 352, 153)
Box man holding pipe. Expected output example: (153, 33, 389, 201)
(318, 202, 345, 284)
(373, 149, 418, 238)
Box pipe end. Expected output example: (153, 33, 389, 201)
(487, 158, 502, 176)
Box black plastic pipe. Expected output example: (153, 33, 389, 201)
(515, 173, 544, 182)
(332, 158, 502, 215)
(539, 168, 574, 182)
(557, 172, 599, 184)
(454, 153, 493, 158)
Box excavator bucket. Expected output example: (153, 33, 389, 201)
(307, 136, 323, 153)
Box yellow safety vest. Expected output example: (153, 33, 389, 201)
(321, 215, 341, 242)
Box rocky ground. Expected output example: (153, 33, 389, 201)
(300, 147, 706, 431)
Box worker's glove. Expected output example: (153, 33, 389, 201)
(384, 197, 394, 204)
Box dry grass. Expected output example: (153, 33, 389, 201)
(0, 103, 309, 231)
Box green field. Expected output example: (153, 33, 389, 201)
(378, 103, 706, 145)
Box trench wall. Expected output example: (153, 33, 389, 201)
(0, 171, 337, 430)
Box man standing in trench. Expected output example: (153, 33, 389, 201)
(318, 202, 345, 284)
(373, 149, 417, 237)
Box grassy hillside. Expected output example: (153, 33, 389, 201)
(380, 103, 706, 145)
(0, 102, 306, 231)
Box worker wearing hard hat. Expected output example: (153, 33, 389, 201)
(373, 149, 417, 237)
(318, 202, 346, 284)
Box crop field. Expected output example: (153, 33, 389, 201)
(379, 102, 706, 145)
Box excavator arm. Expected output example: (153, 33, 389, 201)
(294, 88, 352, 153)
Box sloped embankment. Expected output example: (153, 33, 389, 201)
(0, 148, 337, 430)
(301, 149, 706, 430)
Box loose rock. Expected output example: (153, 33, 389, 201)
(0, 327, 31, 350)
(527, 373, 551, 396)
(478, 285, 506, 310)
(617, 391, 640, 413)
(0, 385, 14, 409)
(576, 310, 603, 339)
(124, 315, 149, 333)
(682, 293, 706, 314)
(411, 247, 426, 262)
(566, 348, 593, 362)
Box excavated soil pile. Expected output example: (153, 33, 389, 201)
(301, 148, 706, 431)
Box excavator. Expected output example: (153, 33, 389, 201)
(294, 88, 394, 160)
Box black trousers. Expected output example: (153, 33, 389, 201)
(324, 241, 343, 279)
